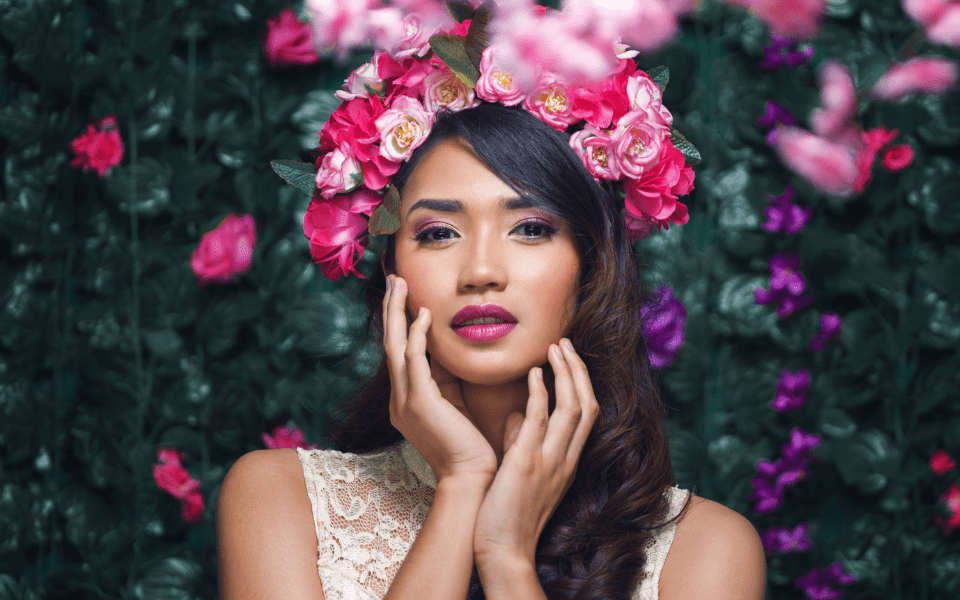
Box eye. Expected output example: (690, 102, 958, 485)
(512, 219, 559, 240)
(413, 225, 459, 244)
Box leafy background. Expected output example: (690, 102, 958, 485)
(1, 0, 958, 598)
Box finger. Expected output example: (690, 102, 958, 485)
(559, 339, 600, 462)
(512, 365, 550, 450)
(404, 306, 435, 399)
(384, 276, 409, 400)
(543, 342, 580, 454)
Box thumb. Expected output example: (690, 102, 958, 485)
(503, 411, 525, 455)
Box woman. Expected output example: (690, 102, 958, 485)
(217, 103, 766, 600)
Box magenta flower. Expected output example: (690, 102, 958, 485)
(261, 425, 319, 450)
(750, 427, 820, 513)
(795, 561, 856, 600)
(640, 285, 687, 369)
(764, 185, 811, 235)
(751, 461, 787, 513)
(760, 34, 815, 69)
(263, 9, 320, 69)
(809, 312, 842, 352)
(772, 369, 810, 412)
(758, 100, 797, 129)
(755, 252, 812, 318)
(152, 449, 204, 524)
(760, 523, 812, 554)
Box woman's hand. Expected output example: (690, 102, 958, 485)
(383, 275, 498, 484)
(472, 339, 599, 571)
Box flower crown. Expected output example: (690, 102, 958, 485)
(272, 2, 700, 281)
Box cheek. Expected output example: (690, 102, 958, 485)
(516, 250, 580, 331)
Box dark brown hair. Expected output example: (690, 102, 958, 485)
(333, 103, 677, 600)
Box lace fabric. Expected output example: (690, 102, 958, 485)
(297, 442, 688, 600)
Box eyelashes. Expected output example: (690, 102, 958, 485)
(412, 219, 560, 244)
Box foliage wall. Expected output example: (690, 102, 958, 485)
(0, 0, 958, 599)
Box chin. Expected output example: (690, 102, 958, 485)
(431, 345, 546, 388)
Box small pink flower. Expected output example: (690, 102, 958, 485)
(261, 424, 319, 450)
(569, 125, 616, 181)
(809, 61, 860, 147)
(854, 126, 900, 193)
(476, 47, 525, 106)
(263, 9, 319, 68)
(902, 0, 960, 48)
(931, 449, 957, 476)
(770, 127, 859, 198)
(153, 449, 204, 524)
(726, 0, 826, 39)
(190, 214, 257, 286)
(882, 144, 914, 172)
(421, 64, 479, 112)
(937, 483, 960, 535)
(336, 58, 384, 101)
(70, 114, 124, 177)
(608, 108, 670, 179)
(522, 73, 581, 131)
(871, 57, 959, 100)
(303, 191, 378, 281)
(376, 95, 432, 162)
(316, 146, 364, 198)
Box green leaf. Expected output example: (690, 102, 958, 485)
(429, 34, 480, 87)
(671, 128, 701, 166)
(270, 159, 319, 198)
(647, 65, 670, 93)
(446, 1, 476, 23)
(368, 185, 400, 235)
(464, 3, 493, 70)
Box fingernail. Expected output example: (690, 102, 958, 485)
(562, 338, 574, 351)
(418, 307, 426, 318)
(386, 276, 393, 291)
(536, 367, 543, 380)
(553, 345, 563, 358)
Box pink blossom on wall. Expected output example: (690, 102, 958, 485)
(70, 114, 124, 177)
(264, 9, 320, 68)
(190, 214, 257, 286)
(152, 449, 204, 524)
(261, 424, 319, 450)
(871, 57, 958, 100)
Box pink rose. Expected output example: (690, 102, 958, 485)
(376, 95, 432, 162)
(421, 65, 480, 112)
(809, 61, 860, 147)
(627, 71, 673, 126)
(376, 53, 435, 99)
(316, 146, 363, 198)
(902, 0, 960, 48)
(190, 214, 257, 286)
(568, 59, 635, 129)
(522, 74, 582, 131)
(608, 108, 670, 179)
(882, 144, 914, 172)
(623, 140, 692, 229)
(70, 114, 124, 177)
(319, 96, 399, 190)
(725, 0, 826, 39)
(871, 57, 959, 100)
(336, 58, 384, 101)
(569, 125, 616, 180)
(476, 47, 526, 106)
(771, 127, 859, 198)
(263, 9, 319, 68)
(261, 424, 319, 450)
(303, 190, 379, 281)
(153, 448, 204, 524)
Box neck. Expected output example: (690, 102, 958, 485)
(460, 377, 529, 463)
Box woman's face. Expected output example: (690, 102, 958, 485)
(394, 137, 581, 386)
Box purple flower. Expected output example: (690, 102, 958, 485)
(760, 35, 815, 70)
(764, 185, 811, 235)
(809, 312, 842, 352)
(751, 461, 787, 513)
(761, 523, 812, 554)
(755, 252, 812, 318)
(772, 369, 810, 412)
(641, 285, 687, 369)
(795, 561, 856, 600)
(750, 427, 820, 513)
(758, 100, 797, 128)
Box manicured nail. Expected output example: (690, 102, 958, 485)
(536, 367, 543, 380)
(562, 338, 574, 351)
(418, 307, 426, 318)
(553, 345, 563, 358)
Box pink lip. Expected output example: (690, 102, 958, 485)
(451, 304, 517, 342)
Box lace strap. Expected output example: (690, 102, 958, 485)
(633, 487, 690, 600)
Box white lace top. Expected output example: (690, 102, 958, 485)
(298, 442, 689, 600)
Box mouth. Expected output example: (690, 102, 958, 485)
(451, 304, 517, 342)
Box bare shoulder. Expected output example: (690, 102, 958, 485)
(217, 448, 325, 600)
(658, 495, 766, 600)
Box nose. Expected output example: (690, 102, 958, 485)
(457, 229, 507, 293)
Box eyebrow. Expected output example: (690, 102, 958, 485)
(405, 196, 537, 217)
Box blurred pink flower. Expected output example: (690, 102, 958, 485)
(882, 144, 915, 172)
(809, 61, 859, 147)
(770, 127, 859, 198)
(307, 0, 404, 60)
(261, 425, 319, 450)
(70, 114, 124, 177)
(264, 9, 320, 68)
(854, 126, 900, 193)
(725, 0, 826, 39)
(303, 191, 378, 281)
(937, 483, 960, 535)
(931, 449, 957, 476)
(190, 214, 256, 286)
(902, 0, 960, 48)
(871, 57, 959, 100)
(153, 449, 204, 524)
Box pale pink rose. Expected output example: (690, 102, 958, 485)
(421, 65, 480, 112)
(316, 146, 363, 198)
(871, 57, 959, 100)
(263, 9, 319, 68)
(809, 61, 860, 147)
(902, 0, 960, 48)
(522, 73, 581, 131)
(627, 72, 673, 126)
(376, 95, 432, 161)
(771, 127, 859, 198)
(261, 424, 319, 449)
(303, 192, 377, 281)
(608, 109, 670, 179)
(725, 0, 826, 39)
(569, 125, 616, 180)
(476, 47, 526, 106)
(190, 214, 257, 286)
(335, 58, 384, 101)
